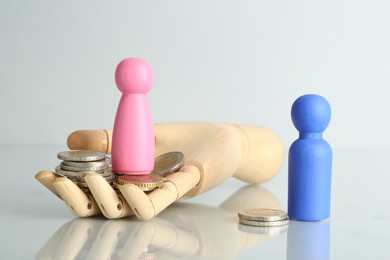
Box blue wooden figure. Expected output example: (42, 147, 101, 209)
(288, 94, 332, 221)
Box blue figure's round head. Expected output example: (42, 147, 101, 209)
(291, 94, 331, 133)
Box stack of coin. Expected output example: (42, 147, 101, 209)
(238, 208, 289, 227)
(55, 150, 115, 189)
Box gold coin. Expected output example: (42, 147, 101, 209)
(114, 173, 163, 191)
(153, 151, 184, 176)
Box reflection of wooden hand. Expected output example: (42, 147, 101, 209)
(35, 122, 283, 220)
(36, 185, 285, 259)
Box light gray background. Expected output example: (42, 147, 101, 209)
(1, 2, 390, 259)
(1, 0, 389, 150)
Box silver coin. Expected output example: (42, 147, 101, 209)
(57, 150, 106, 162)
(53, 170, 65, 178)
(60, 162, 108, 172)
(238, 208, 288, 222)
(102, 171, 116, 181)
(153, 151, 184, 176)
(239, 218, 289, 227)
(65, 170, 115, 183)
(62, 157, 110, 167)
(55, 165, 106, 178)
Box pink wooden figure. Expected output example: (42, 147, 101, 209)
(111, 58, 155, 175)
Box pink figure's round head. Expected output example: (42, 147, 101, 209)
(115, 58, 154, 94)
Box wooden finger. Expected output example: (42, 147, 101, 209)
(120, 166, 200, 220)
(119, 183, 177, 220)
(84, 173, 133, 219)
(67, 129, 111, 153)
(53, 177, 100, 217)
(35, 170, 61, 198)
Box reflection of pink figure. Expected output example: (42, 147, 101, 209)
(111, 58, 155, 175)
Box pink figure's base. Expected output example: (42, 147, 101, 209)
(111, 94, 155, 175)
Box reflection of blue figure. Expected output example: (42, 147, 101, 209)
(287, 220, 330, 260)
(288, 94, 332, 221)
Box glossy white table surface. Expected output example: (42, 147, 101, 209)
(1, 145, 389, 259)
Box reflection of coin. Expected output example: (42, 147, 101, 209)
(153, 151, 184, 176)
(57, 150, 106, 161)
(139, 245, 161, 259)
(238, 223, 289, 235)
(239, 218, 289, 227)
(114, 173, 163, 191)
(238, 208, 288, 222)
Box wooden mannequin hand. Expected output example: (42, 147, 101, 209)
(35, 161, 200, 220)
(35, 122, 283, 220)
